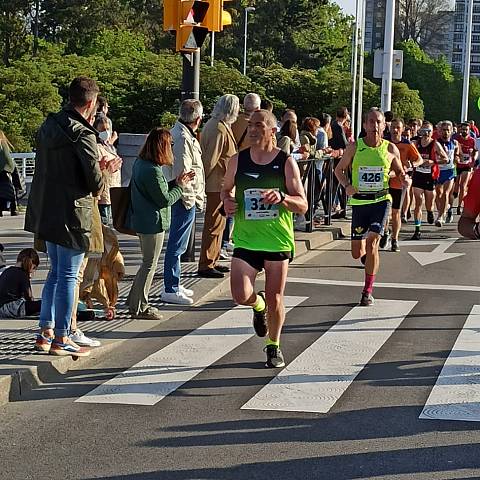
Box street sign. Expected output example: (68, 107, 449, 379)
(373, 49, 403, 80)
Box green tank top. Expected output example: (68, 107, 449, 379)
(233, 148, 295, 254)
(350, 138, 392, 206)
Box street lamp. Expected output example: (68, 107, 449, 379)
(243, 6, 255, 76)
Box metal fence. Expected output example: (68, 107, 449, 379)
(11, 152, 35, 183)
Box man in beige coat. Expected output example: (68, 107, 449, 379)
(231, 93, 261, 152)
(198, 94, 239, 278)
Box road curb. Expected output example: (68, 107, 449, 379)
(0, 227, 343, 406)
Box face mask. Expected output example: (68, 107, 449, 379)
(99, 130, 110, 142)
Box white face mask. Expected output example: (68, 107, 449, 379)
(99, 130, 110, 142)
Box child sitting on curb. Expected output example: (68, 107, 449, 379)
(0, 248, 41, 318)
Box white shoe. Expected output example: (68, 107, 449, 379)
(179, 285, 194, 297)
(160, 291, 194, 305)
(69, 329, 101, 347)
(224, 241, 235, 253)
(219, 248, 230, 260)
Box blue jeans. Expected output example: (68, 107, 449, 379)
(39, 242, 85, 337)
(163, 200, 196, 293)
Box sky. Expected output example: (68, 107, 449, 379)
(334, 0, 356, 16)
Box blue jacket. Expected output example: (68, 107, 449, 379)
(130, 158, 183, 234)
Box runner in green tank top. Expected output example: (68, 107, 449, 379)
(335, 108, 410, 306)
(221, 110, 307, 368)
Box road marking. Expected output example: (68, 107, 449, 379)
(76, 296, 308, 406)
(287, 277, 480, 292)
(242, 299, 417, 413)
(406, 239, 464, 266)
(420, 305, 480, 422)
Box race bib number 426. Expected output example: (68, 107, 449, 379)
(358, 166, 384, 191)
(244, 188, 279, 220)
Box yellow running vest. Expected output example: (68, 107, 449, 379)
(350, 138, 392, 206)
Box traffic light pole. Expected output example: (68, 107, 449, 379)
(180, 49, 200, 263)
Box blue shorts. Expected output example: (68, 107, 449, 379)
(436, 168, 455, 185)
(351, 200, 391, 240)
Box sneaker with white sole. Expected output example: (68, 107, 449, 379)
(219, 248, 230, 260)
(70, 329, 101, 347)
(50, 340, 90, 357)
(179, 285, 194, 297)
(160, 291, 194, 305)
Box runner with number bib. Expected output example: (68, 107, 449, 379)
(222, 109, 307, 368)
(335, 108, 410, 306)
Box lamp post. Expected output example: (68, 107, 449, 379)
(243, 6, 255, 76)
(461, 0, 474, 121)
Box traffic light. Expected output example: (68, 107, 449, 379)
(163, 0, 210, 52)
(204, 0, 232, 32)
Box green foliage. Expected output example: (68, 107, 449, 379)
(391, 81, 424, 120)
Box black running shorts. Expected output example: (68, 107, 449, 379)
(389, 187, 403, 210)
(232, 248, 292, 272)
(412, 171, 434, 191)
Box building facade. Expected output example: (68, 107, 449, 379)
(453, 0, 480, 77)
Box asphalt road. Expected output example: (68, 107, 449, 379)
(1, 221, 479, 480)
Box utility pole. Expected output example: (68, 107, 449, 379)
(380, 0, 395, 112)
(356, 0, 366, 135)
(351, 0, 360, 137)
(210, 31, 215, 66)
(461, 0, 474, 121)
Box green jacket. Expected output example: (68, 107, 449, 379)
(24, 104, 104, 251)
(130, 158, 183, 234)
(0, 142, 15, 173)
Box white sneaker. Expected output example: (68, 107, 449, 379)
(160, 291, 194, 305)
(219, 248, 230, 260)
(179, 285, 194, 297)
(69, 329, 101, 347)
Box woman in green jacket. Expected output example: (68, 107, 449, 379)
(127, 128, 194, 319)
(0, 130, 17, 216)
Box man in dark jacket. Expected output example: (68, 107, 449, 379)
(25, 76, 103, 357)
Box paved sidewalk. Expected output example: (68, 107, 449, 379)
(0, 213, 346, 405)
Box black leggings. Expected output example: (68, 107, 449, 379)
(25, 300, 41, 316)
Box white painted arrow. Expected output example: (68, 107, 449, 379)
(407, 238, 464, 266)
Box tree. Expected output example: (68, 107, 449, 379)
(397, 0, 453, 57)
(391, 81, 424, 120)
(0, 0, 32, 65)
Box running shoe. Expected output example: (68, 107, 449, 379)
(379, 231, 390, 249)
(264, 344, 285, 368)
(411, 230, 421, 240)
(160, 291, 194, 305)
(253, 291, 268, 337)
(445, 208, 453, 224)
(427, 211, 434, 224)
(359, 292, 374, 306)
(435, 217, 443, 227)
(391, 240, 400, 252)
(34, 333, 53, 353)
(69, 329, 101, 347)
(401, 216, 408, 224)
(50, 340, 90, 357)
(219, 248, 230, 260)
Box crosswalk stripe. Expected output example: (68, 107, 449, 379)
(75, 296, 308, 406)
(241, 299, 417, 413)
(287, 277, 480, 292)
(420, 304, 480, 422)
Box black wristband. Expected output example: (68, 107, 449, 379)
(277, 191, 286, 204)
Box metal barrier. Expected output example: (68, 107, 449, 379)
(11, 152, 35, 183)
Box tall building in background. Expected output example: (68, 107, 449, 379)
(452, 0, 480, 77)
(364, 0, 400, 52)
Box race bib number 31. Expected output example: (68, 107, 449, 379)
(244, 188, 279, 220)
(358, 166, 384, 191)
